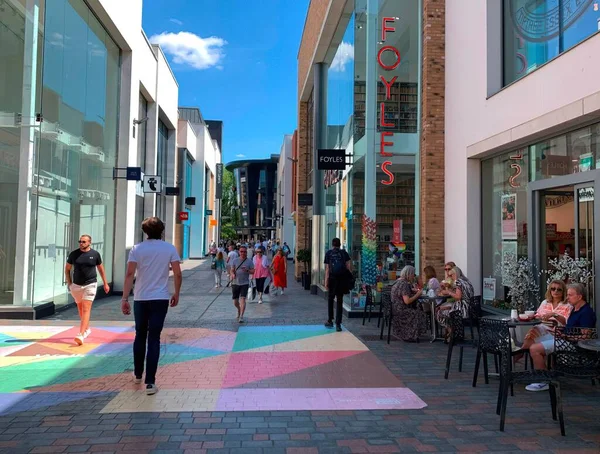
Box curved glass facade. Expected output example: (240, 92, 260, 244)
(0, 0, 120, 308)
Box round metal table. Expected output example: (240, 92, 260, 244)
(577, 339, 600, 352)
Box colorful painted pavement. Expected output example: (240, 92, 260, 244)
(0, 323, 426, 415)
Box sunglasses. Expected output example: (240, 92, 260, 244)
(79, 241, 88, 244)
(444, 268, 452, 271)
(550, 287, 563, 292)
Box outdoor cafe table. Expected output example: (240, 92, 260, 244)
(482, 314, 539, 344)
(578, 339, 600, 352)
(418, 296, 449, 343)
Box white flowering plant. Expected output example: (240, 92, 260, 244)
(545, 255, 593, 286)
(495, 253, 540, 311)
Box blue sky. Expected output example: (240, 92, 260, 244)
(142, 0, 309, 164)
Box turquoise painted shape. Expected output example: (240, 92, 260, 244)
(233, 325, 332, 352)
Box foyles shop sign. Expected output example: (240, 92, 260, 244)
(317, 149, 346, 170)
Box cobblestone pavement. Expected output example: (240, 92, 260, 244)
(0, 259, 598, 453)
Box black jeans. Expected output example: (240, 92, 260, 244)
(327, 277, 345, 326)
(134, 300, 169, 384)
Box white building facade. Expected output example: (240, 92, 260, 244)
(276, 134, 295, 258)
(446, 0, 600, 327)
(176, 108, 222, 259)
(0, 0, 179, 317)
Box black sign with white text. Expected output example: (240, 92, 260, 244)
(317, 149, 346, 170)
(215, 163, 223, 199)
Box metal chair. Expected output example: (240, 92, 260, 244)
(379, 287, 393, 344)
(483, 318, 564, 435)
(554, 327, 599, 384)
(443, 299, 480, 380)
(362, 285, 382, 326)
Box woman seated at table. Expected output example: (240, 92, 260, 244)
(423, 266, 441, 296)
(527, 283, 597, 392)
(436, 267, 474, 340)
(391, 265, 428, 342)
(514, 279, 570, 362)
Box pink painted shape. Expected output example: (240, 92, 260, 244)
(216, 388, 427, 411)
(221, 351, 362, 388)
(44, 327, 134, 345)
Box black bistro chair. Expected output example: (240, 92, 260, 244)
(480, 318, 565, 435)
(443, 298, 480, 380)
(379, 287, 393, 344)
(362, 285, 382, 326)
(554, 327, 599, 385)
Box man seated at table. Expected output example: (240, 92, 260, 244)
(527, 283, 597, 392)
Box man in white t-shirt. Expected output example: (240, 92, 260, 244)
(121, 217, 182, 396)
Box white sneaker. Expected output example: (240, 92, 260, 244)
(239, 316, 244, 324)
(280, 290, 284, 295)
(133, 374, 142, 384)
(258, 299, 263, 304)
(74, 334, 84, 346)
(526, 382, 549, 392)
(146, 384, 157, 395)
(83, 329, 91, 339)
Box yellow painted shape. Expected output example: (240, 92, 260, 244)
(101, 389, 220, 413)
(243, 331, 369, 353)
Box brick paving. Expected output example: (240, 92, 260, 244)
(0, 259, 598, 453)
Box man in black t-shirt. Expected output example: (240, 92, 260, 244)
(324, 238, 351, 332)
(65, 235, 109, 346)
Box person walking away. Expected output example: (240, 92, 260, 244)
(214, 251, 226, 287)
(209, 242, 218, 259)
(272, 241, 280, 257)
(271, 248, 287, 296)
(226, 243, 239, 286)
(282, 242, 291, 258)
(65, 235, 110, 346)
(253, 247, 270, 303)
(120, 217, 182, 396)
(324, 238, 351, 332)
(229, 246, 254, 323)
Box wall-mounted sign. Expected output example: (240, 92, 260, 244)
(298, 193, 313, 206)
(377, 16, 399, 186)
(483, 278, 496, 301)
(185, 197, 196, 206)
(178, 211, 189, 221)
(165, 186, 180, 196)
(578, 187, 594, 203)
(126, 167, 142, 181)
(205, 209, 213, 216)
(317, 149, 346, 170)
(215, 163, 224, 199)
(143, 175, 161, 193)
(210, 219, 218, 226)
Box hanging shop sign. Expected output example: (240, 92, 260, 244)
(377, 16, 399, 186)
(317, 149, 346, 170)
(298, 193, 313, 206)
(578, 187, 594, 203)
(143, 175, 161, 193)
(215, 163, 224, 199)
(178, 211, 189, 221)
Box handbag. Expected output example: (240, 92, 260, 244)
(250, 279, 257, 301)
(211, 260, 217, 270)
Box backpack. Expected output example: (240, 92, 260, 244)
(328, 249, 346, 277)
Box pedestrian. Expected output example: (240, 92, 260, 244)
(271, 248, 287, 296)
(226, 243, 238, 286)
(252, 247, 270, 304)
(120, 217, 182, 396)
(214, 251, 226, 287)
(324, 237, 352, 332)
(65, 235, 110, 346)
(272, 241, 280, 256)
(229, 245, 254, 323)
(282, 242, 291, 257)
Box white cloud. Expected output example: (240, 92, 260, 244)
(330, 41, 354, 72)
(149, 31, 227, 70)
(169, 18, 183, 26)
(235, 154, 246, 158)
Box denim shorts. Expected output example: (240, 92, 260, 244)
(537, 333, 555, 355)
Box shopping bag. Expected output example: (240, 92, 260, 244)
(264, 277, 270, 295)
(250, 280, 257, 301)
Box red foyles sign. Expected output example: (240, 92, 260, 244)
(178, 211, 189, 221)
(378, 16, 399, 186)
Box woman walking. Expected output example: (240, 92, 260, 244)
(271, 248, 287, 296)
(253, 247, 270, 303)
(214, 251, 226, 287)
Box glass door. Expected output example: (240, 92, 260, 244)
(576, 184, 595, 309)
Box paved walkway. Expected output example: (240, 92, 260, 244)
(0, 260, 598, 453)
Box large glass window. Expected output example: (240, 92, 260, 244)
(156, 120, 168, 220)
(29, 0, 119, 307)
(504, 0, 600, 85)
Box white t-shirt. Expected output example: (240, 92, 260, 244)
(227, 250, 239, 264)
(127, 240, 181, 301)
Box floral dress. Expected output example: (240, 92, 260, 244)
(436, 278, 474, 328)
(391, 279, 428, 341)
(524, 299, 573, 341)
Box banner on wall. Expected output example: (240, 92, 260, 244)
(483, 278, 496, 301)
(215, 163, 223, 199)
(501, 193, 517, 240)
(501, 241, 518, 286)
(393, 220, 402, 244)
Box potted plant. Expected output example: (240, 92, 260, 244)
(544, 255, 593, 287)
(495, 252, 540, 312)
(296, 249, 311, 290)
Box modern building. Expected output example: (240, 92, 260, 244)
(176, 108, 222, 259)
(295, 0, 444, 307)
(446, 0, 600, 328)
(276, 134, 295, 259)
(0, 0, 180, 318)
(227, 157, 280, 241)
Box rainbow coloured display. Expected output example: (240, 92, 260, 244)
(361, 214, 378, 285)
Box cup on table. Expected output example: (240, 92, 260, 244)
(525, 310, 535, 319)
(510, 309, 518, 320)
